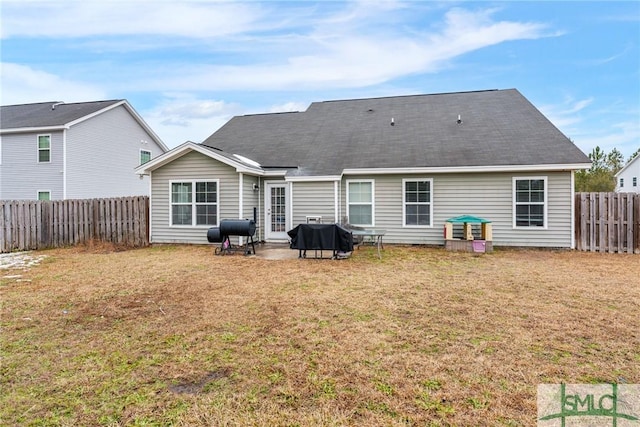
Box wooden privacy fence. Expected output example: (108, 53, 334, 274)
(575, 192, 640, 254)
(0, 196, 149, 253)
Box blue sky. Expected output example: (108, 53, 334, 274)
(1, 1, 639, 159)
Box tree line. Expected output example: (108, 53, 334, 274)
(575, 146, 640, 192)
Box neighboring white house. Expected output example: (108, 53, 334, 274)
(0, 100, 168, 200)
(136, 89, 592, 249)
(615, 153, 640, 193)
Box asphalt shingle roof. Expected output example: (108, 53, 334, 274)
(201, 89, 590, 176)
(1, 100, 123, 129)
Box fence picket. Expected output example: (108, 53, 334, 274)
(574, 192, 639, 254)
(0, 197, 150, 253)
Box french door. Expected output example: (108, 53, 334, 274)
(265, 182, 289, 240)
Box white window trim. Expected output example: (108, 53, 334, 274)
(512, 176, 548, 229)
(402, 178, 433, 228)
(169, 179, 220, 227)
(37, 190, 51, 201)
(346, 179, 375, 227)
(140, 149, 152, 165)
(37, 134, 52, 163)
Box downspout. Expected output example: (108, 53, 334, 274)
(288, 181, 293, 232)
(570, 170, 575, 249)
(62, 129, 67, 199)
(148, 171, 153, 244)
(334, 180, 339, 223)
(257, 177, 262, 241)
(239, 172, 244, 246)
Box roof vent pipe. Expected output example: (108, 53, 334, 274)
(390, 117, 395, 126)
(457, 114, 462, 124)
(51, 102, 65, 110)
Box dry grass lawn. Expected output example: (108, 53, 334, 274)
(1, 243, 638, 426)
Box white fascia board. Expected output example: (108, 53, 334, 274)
(285, 175, 341, 182)
(342, 163, 593, 175)
(1, 125, 68, 134)
(615, 154, 639, 177)
(263, 169, 289, 177)
(134, 141, 264, 175)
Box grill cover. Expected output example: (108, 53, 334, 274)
(287, 224, 353, 252)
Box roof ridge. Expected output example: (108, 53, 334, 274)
(315, 88, 505, 104)
(1, 99, 123, 108)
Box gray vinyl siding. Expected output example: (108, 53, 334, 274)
(291, 181, 337, 225)
(341, 171, 574, 248)
(150, 151, 240, 244)
(65, 105, 164, 198)
(0, 131, 64, 200)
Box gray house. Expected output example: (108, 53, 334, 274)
(136, 89, 591, 248)
(0, 100, 167, 200)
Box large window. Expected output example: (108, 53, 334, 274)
(513, 177, 546, 228)
(403, 179, 433, 227)
(170, 180, 218, 226)
(347, 180, 374, 226)
(38, 135, 51, 163)
(140, 149, 151, 165)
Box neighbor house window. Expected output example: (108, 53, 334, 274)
(403, 178, 433, 227)
(620, 178, 624, 188)
(513, 177, 547, 228)
(140, 149, 151, 165)
(38, 135, 51, 162)
(37, 191, 51, 201)
(633, 177, 637, 187)
(170, 180, 218, 226)
(347, 180, 374, 226)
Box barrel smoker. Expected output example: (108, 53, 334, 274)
(207, 219, 257, 255)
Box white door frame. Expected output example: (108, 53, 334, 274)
(264, 181, 290, 241)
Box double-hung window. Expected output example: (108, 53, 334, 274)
(170, 180, 218, 226)
(347, 180, 374, 226)
(513, 177, 546, 228)
(403, 178, 433, 227)
(620, 178, 624, 188)
(38, 135, 51, 163)
(633, 177, 637, 187)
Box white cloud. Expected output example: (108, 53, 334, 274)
(540, 96, 640, 159)
(140, 94, 243, 147)
(119, 7, 550, 92)
(0, 2, 562, 150)
(267, 102, 308, 113)
(0, 63, 106, 105)
(0, 1, 266, 39)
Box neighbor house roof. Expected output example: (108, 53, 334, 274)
(201, 89, 591, 176)
(1, 99, 168, 151)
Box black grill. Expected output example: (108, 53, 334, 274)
(207, 219, 257, 255)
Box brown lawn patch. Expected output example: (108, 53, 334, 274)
(0, 244, 638, 426)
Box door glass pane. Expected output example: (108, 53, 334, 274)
(271, 186, 286, 232)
